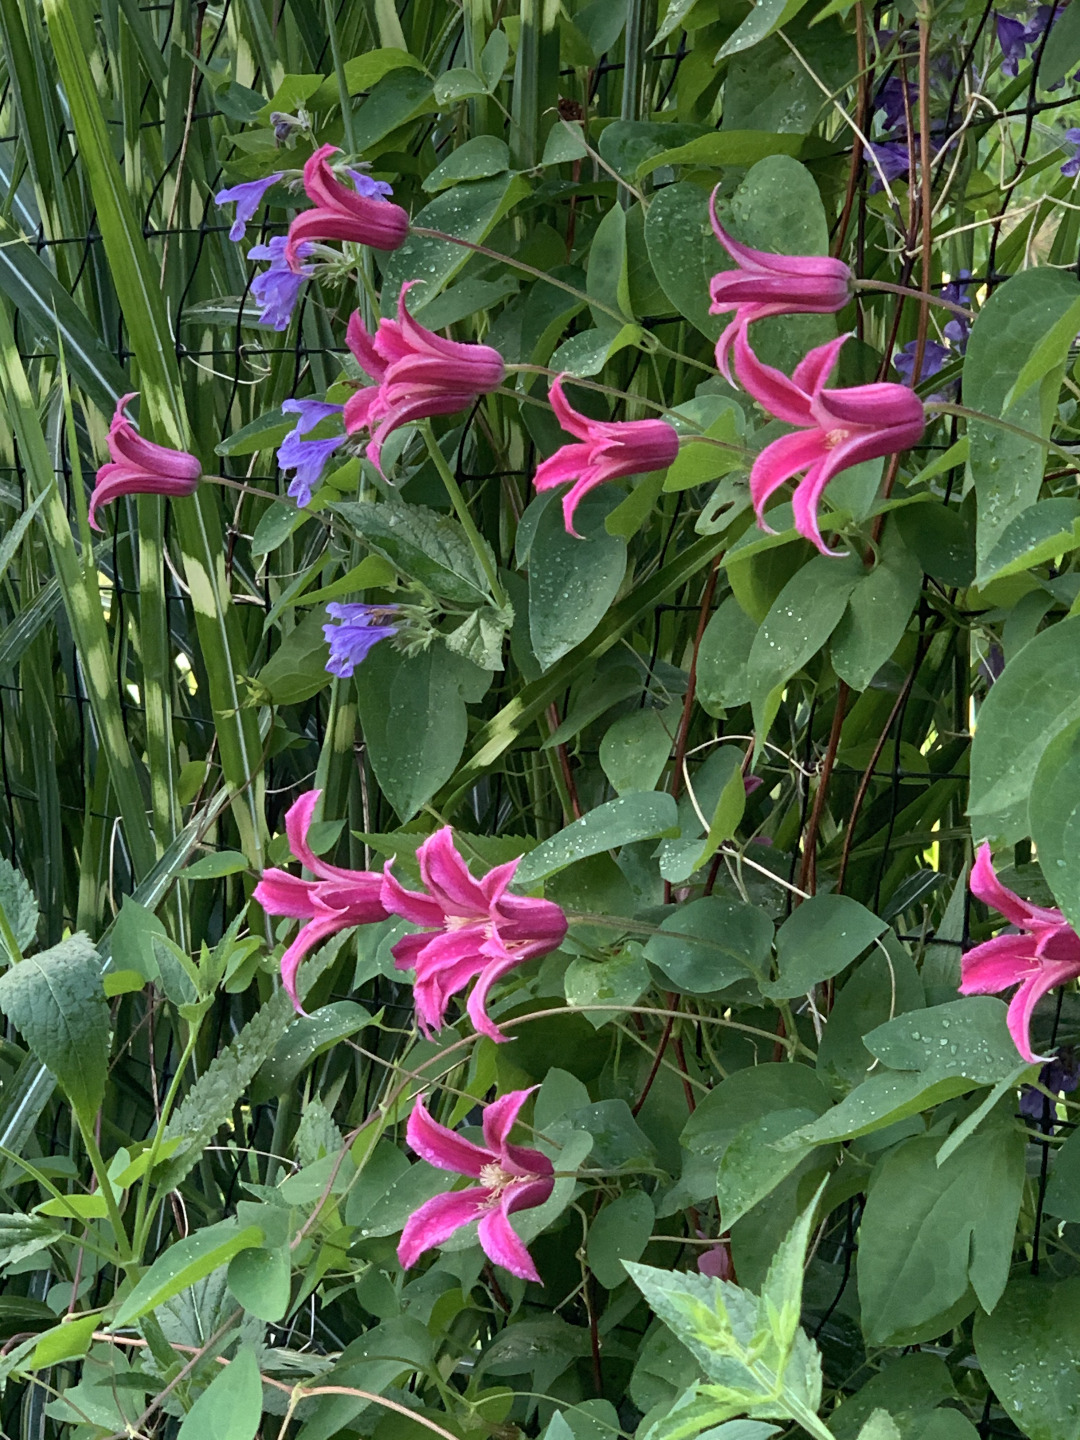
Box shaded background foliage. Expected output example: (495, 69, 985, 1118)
(0, 0, 1077, 1439)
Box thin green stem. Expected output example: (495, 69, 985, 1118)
(926, 400, 1080, 466)
(80, 1125, 132, 1266)
(131, 1024, 201, 1255)
(325, 0, 357, 152)
(420, 422, 508, 608)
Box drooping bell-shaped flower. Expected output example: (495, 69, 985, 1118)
(284, 143, 409, 270)
(532, 375, 679, 536)
(277, 398, 346, 507)
(89, 393, 201, 531)
(732, 329, 925, 556)
(215, 172, 286, 242)
(342, 283, 505, 473)
(253, 789, 387, 1010)
(398, 1088, 554, 1282)
(381, 828, 567, 1041)
(960, 844, 1080, 1065)
(323, 602, 401, 677)
(248, 235, 313, 330)
(707, 190, 852, 380)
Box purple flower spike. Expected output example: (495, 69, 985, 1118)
(322, 603, 401, 677)
(893, 338, 951, 389)
(940, 269, 973, 308)
(996, 12, 1028, 74)
(215, 173, 285, 242)
(278, 397, 345, 507)
(1063, 128, 1080, 177)
(248, 235, 313, 330)
(347, 169, 395, 201)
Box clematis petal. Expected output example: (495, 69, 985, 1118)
(478, 1200, 543, 1282)
(547, 375, 595, 441)
(466, 947, 531, 1042)
(481, 1086, 537, 1154)
(1006, 962, 1080, 1064)
(792, 335, 847, 396)
(749, 429, 831, 526)
(733, 330, 816, 428)
(252, 868, 319, 920)
(382, 861, 447, 927)
(960, 933, 1039, 994)
(970, 843, 1043, 927)
(418, 829, 488, 915)
(406, 1098, 491, 1177)
(397, 1187, 490, 1269)
(280, 912, 349, 1013)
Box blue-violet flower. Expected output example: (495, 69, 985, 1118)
(323, 603, 402, 677)
(215, 173, 286, 242)
(277, 398, 346, 507)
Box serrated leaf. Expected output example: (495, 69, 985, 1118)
(335, 499, 492, 605)
(0, 935, 109, 1127)
(113, 1220, 264, 1327)
(0, 856, 38, 956)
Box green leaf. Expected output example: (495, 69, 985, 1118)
(29, 1314, 98, 1369)
(300, 48, 423, 110)
(858, 1122, 1023, 1345)
(974, 1276, 1080, 1440)
(0, 935, 108, 1128)
(177, 1346, 262, 1440)
(160, 993, 296, 1189)
(528, 491, 628, 670)
(256, 608, 333, 707)
(1041, 0, 1080, 84)
(716, 0, 813, 58)
(514, 793, 679, 886)
(854, 1415, 902, 1440)
(0, 1212, 61, 1266)
(644, 183, 721, 341)
(184, 851, 249, 881)
(964, 267, 1080, 578)
(564, 950, 650, 1026)
(782, 999, 1025, 1147)
(817, 943, 924, 1092)
(761, 895, 886, 1000)
(697, 597, 758, 714)
(587, 1191, 654, 1288)
(831, 539, 922, 690)
(979, 496, 1080, 581)
(747, 556, 862, 738)
(717, 1109, 826, 1230)
(968, 614, 1080, 842)
(422, 135, 511, 193)
(336, 498, 492, 605)
(0, 857, 37, 956)
(644, 897, 772, 993)
(114, 1221, 263, 1327)
(355, 644, 485, 821)
(383, 173, 529, 311)
(227, 1246, 291, 1323)
(254, 1001, 372, 1101)
(1030, 716, 1080, 929)
(599, 708, 674, 794)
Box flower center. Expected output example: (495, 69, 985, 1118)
(446, 913, 482, 932)
(825, 426, 849, 449)
(479, 1161, 516, 1197)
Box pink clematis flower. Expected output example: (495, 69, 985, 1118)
(708, 190, 852, 381)
(284, 143, 409, 270)
(398, 1088, 554, 1282)
(960, 843, 1080, 1065)
(253, 789, 387, 1010)
(533, 375, 680, 536)
(381, 829, 567, 1041)
(89, 393, 201, 531)
(733, 329, 925, 556)
(342, 284, 505, 473)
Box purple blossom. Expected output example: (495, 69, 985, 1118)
(868, 141, 915, 189)
(996, 12, 1028, 75)
(323, 603, 401, 677)
(1019, 1050, 1079, 1121)
(943, 316, 971, 349)
(979, 641, 1005, 687)
(940, 269, 973, 308)
(874, 77, 916, 134)
(215, 173, 285, 242)
(347, 169, 395, 201)
(277, 398, 345, 507)
(1063, 128, 1080, 177)
(247, 235, 312, 330)
(893, 339, 950, 387)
